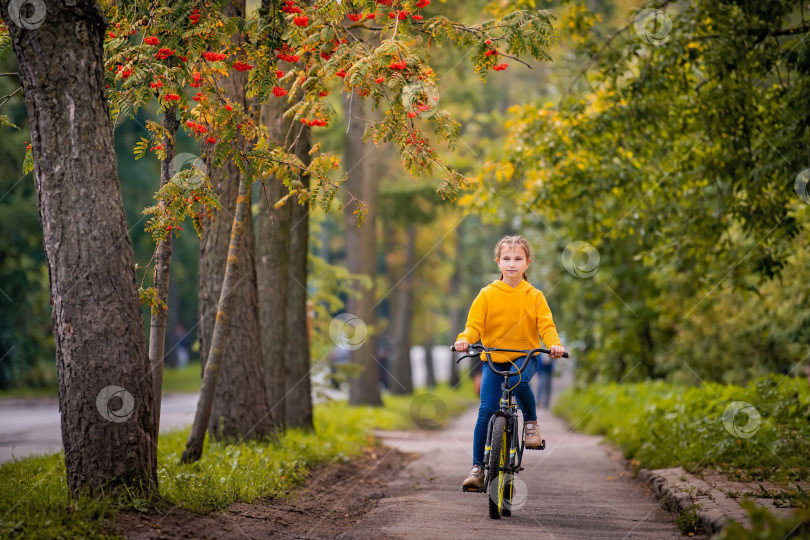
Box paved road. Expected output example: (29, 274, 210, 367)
(0, 393, 199, 463)
(349, 407, 697, 539)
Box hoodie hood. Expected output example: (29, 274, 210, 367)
(489, 279, 532, 293)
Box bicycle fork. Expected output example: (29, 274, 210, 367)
(483, 392, 523, 478)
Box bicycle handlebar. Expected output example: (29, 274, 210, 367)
(450, 344, 569, 377)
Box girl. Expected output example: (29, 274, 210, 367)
(453, 235, 565, 491)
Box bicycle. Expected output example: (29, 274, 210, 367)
(452, 343, 569, 519)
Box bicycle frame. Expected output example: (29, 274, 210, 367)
(453, 344, 569, 517)
(481, 352, 533, 488)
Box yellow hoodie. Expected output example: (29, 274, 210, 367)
(456, 279, 561, 364)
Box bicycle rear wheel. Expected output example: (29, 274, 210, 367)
(488, 415, 509, 519)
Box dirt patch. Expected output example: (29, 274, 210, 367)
(110, 446, 414, 539)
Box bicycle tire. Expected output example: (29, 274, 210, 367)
(502, 475, 513, 516)
(488, 415, 508, 519)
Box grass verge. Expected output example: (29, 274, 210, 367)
(0, 363, 205, 401)
(0, 381, 475, 539)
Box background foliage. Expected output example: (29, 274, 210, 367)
(1, 0, 809, 392)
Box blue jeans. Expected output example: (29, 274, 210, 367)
(472, 356, 538, 466)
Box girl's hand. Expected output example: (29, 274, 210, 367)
(549, 345, 565, 359)
(454, 340, 469, 352)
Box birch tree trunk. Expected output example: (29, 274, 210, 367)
(0, 0, 157, 496)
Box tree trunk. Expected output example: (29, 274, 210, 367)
(148, 107, 179, 433)
(196, 0, 275, 443)
(424, 335, 436, 389)
(0, 0, 157, 496)
(344, 96, 382, 406)
(389, 225, 415, 394)
(286, 183, 314, 429)
(256, 100, 293, 430)
(448, 224, 463, 386)
(182, 175, 258, 463)
(256, 91, 313, 430)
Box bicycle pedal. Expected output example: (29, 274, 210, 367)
(462, 485, 481, 493)
(525, 439, 546, 450)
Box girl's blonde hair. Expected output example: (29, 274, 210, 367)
(494, 235, 532, 282)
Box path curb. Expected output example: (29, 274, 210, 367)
(638, 467, 733, 536)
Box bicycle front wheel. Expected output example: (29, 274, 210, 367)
(488, 415, 509, 519)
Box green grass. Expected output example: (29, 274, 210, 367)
(160, 363, 203, 394)
(554, 375, 810, 479)
(0, 363, 204, 401)
(0, 386, 58, 400)
(0, 382, 476, 539)
(676, 504, 703, 535)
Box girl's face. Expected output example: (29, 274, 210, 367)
(496, 244, 531, 280)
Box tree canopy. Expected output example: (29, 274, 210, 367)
(463, 0, 810, 383)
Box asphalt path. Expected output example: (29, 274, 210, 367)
(0, 393, 199, 463)
(347, 406, 697, 539)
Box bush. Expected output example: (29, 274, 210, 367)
(554, 375, 810, 478)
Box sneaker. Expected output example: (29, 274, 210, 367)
(523, 421, 543, 449)
(462, 465, 485, 491)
